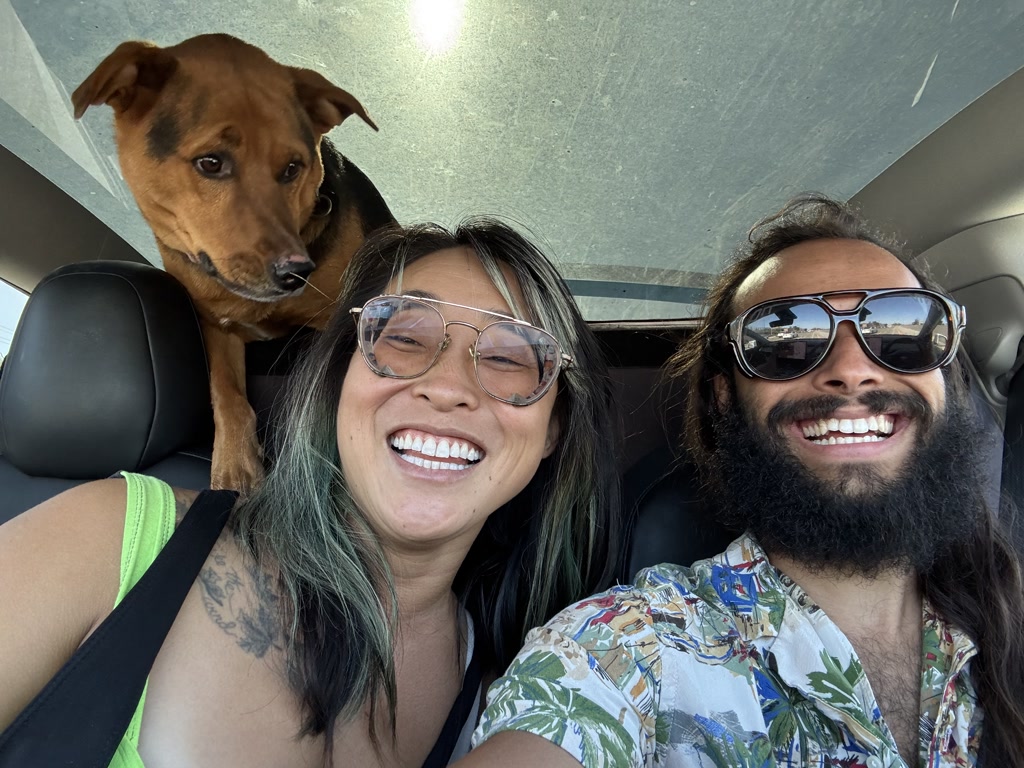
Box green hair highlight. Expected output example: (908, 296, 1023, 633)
(228, 216, 621, 756)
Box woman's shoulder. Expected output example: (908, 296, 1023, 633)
(6, 477, 133, 548)
(0, 477, 207, 618)
(0, 478, 135, 728)
(17, 475, 204, 529)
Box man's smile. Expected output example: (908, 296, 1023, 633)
(798, 413, 896, 445)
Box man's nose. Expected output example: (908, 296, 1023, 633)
(809, 320, 885, 393)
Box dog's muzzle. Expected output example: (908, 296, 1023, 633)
(270, 254, 316, 292)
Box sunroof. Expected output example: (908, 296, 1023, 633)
(2, 0, 1022, 319)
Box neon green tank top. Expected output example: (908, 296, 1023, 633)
(109, 471, 177, 768)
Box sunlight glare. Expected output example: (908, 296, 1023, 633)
(410, 0, 465, 56)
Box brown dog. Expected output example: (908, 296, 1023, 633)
(72, 34, 394, 492)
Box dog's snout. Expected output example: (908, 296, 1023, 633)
(271, 254, 316, 292)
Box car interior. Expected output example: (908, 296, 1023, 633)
(2, 3, 1024, 586)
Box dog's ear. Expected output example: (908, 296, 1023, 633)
(290, 67, 379, 135)
(71, 41, 178, 119)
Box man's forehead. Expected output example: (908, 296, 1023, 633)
(733, 238, 923, 313)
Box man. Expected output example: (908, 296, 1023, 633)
(457, 195, 1024, 767)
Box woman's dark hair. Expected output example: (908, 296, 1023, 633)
(231, 217, 620, 755)
(668, 193, 1024, 764)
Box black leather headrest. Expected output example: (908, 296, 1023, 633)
(622, 449, 736, 580)
(0, 261, 212, 478)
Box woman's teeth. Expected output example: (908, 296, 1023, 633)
(398, 455, 471, 471)
(389, 433, 483, 470)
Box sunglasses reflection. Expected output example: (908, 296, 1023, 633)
(732, 290, 963, 380)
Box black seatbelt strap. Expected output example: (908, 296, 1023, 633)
(0, 488, 237, 768)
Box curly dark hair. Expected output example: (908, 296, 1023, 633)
(668, 193, 1024, 766)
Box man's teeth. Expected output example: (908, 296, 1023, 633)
(809, 434, 886, 445)
(801, 415, 895, 444)
(388, 434, 482, 462)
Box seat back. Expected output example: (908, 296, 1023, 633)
(620, 447, 735, 582)
(0, 261, 213, 524)
(1001, 361, 1024, 551)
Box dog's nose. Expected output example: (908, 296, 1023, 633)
(271, 254, 316, 292)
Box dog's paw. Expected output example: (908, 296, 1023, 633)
(212, 433, 266, 493)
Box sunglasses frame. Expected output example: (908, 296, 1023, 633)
(350, 294, 573, 406)
(724, 287, 967, 381)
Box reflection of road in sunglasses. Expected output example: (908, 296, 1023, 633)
(752, 329, 951, 378)
(734, 290, 963, 381)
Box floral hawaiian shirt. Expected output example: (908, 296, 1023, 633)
(473, 534, 981, 767)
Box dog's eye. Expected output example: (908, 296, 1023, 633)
(280, 161, 303, 183)
(194, 154, 230, 178)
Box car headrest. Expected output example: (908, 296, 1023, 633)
(621, 448, 737, 581)
(0, 261, 212, 478)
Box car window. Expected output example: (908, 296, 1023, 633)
(0, 279, 28, 360)
(1, 3, 1022, 321)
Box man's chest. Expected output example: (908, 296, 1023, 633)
(649, 642, 978, 768)
(858, 643, 923, 767)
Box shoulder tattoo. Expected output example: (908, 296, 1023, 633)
(172, 487, 200, 525)
(197, 546, 284, 659)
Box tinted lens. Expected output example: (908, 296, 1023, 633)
(740, 300, 833, 379)
(476, 322, 561, 404)
(860, 292, 953, 372)
(359, 297, 444, 376)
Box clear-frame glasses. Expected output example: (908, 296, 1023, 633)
(350, 294, 572, 405)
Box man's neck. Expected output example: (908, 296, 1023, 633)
(767, 550, 922, 646)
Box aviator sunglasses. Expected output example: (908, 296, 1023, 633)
(724, 288, 967, 381)
(350, 294, 572, 405)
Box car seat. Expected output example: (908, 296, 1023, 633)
(0, 261, 213, 524)
(1000, 359, 1024, 552)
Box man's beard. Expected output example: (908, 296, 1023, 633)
(707, 383, 987, 577)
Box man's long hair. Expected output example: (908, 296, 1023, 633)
(669, 193, 1024, 763)
(231, 218, 620, 757)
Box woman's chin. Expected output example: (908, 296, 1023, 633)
(376, 503, 484, 554)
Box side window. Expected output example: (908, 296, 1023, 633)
(0, 279, 29, 361)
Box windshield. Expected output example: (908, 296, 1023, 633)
(2, 1, 1022, 320)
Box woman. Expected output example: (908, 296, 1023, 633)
(0, 219, 620, 767)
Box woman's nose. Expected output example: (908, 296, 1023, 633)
(409, 331, 481, 410)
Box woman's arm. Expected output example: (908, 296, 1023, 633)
(0, 479, 130, 729)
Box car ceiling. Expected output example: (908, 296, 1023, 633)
(2, 0, 1023, 323)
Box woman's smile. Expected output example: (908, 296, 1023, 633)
(337, 246, 559, 550)
(389, 428, 485, 472)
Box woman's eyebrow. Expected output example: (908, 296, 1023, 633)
(404, 289, 438, 299)
(403, 289, 515, 318)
